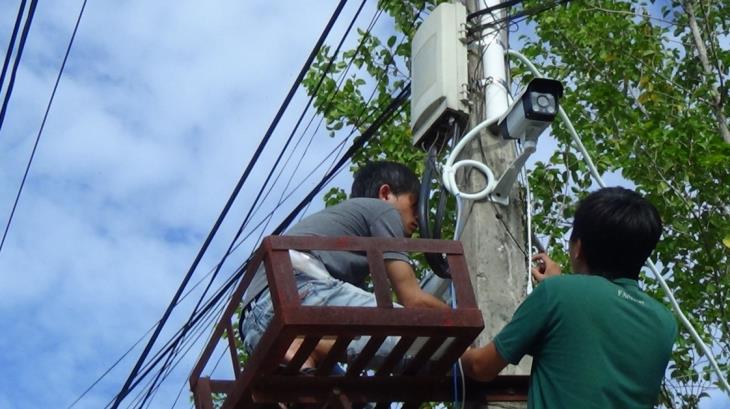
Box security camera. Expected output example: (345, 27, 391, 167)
(488, 78, 564, 205)
(490, 78, 563, 141)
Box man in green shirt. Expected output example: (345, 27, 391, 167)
(461, 187, 677, 408)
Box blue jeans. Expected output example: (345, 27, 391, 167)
(242, 267, 404, 370)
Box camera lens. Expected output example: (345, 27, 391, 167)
(536, 94, 551, 108)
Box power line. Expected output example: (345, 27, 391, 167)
(108, 1, 351, 407)
(94, 4, 412, 406)
(0, 0, 85, 256)
(468, 0, 571, 35)
(131, 2, 371, 407)
(467, 0, 525, 21)
(0, 0, 36, 133)
(0, 0, 28, 105)
(253, 8, 383, 233)
(109, 82, 410, 409)
(128, 83, 411, 408)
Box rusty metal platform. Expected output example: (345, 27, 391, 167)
(189, 236, 528, 408)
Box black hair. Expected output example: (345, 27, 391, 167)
(570, 187, 662, 280)
(350, 161, 420, 199)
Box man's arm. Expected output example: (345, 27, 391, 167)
(460, 342, 509, 382)
(385, 260, 448, 309)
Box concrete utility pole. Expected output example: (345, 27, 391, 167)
(461, 1, 531, 407)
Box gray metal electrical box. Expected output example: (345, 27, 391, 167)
(411, 2, 469, 149)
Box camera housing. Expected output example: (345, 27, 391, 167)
(488, 78, 564, 205)
(490, 78, 563, 140)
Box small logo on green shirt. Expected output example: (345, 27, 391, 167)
(617, 288, 645, 305)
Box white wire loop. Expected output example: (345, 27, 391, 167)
(442, 117, 500, 201)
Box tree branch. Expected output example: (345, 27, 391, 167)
(682, 0, 730, 143)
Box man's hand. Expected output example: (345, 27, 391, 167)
(531, 253, 561, 283)
(460, 342, 509, 382)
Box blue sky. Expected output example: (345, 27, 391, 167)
(0, 1, 359, 407)
(0, 1, 727, 409)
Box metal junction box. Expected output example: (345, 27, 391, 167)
(411, 2, 469, 149)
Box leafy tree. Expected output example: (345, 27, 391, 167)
(301, 0, 729, 407)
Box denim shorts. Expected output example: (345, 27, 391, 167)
(241, 267, 404, 370)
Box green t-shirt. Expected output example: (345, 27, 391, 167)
(494, 274, 676, 409)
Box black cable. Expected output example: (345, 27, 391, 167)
(468, 0, 571, 35)
(271, 84, 411, 236)
(132, 296, 231, 409)
(104, 269, 239, 409)
(131, 3, 369, 407)
(108, 1, 351, 407)
(467, 0, 525, 21)
(122, 83, 409, 402)
(0, 0, 27, 102)
(0, 0, 36, 134)
(0, 0, 85, 257)
(136, 83, 409, 407)
(256, 7, 384, 232)
(109, 11, 411, 406)
(237, 85, 411, 343)
(253, 7, 383, 231)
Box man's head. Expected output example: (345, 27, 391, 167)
(351, 161, 420, 236)
(569, 187, 662, 280)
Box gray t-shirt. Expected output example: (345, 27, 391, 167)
(243, 198, 410, 303)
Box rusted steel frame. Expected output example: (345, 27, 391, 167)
(190, 247, 266, 390)
(465, 375, 530, 402)
(246, 376, 451, 402)
(346, 336, 386, 376)
(212, 376, 529, 405)
(283, 335, 322, 375)
(428, 336, 477, 375)
(446, 253, 477, 308)
(261, 244, 299, 314)
(250, 375, 529, 403)
(225, 321, 242, 377)
(265, 236, 478, 310)
(325, 390, 353, 409)
(263, 236, 464, 254)
(403, 336, 447, 375)
(375, 336, 417, 375)
(366, 249, 393, 308)
(279, 307, 484, 334)
(220, 317, 291, 409)
(195, 235, 489, 408)
(315, 336, 353, 375)
(194, 377, 215, 409)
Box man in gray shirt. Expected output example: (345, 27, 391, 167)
(241, 161, 447, 369)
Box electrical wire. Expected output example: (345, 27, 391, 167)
(0, 0, 36, 134)
(468, 0, 571, 35)
(0, 0, 48, 256)
(467, 0, 525, 21)
(508, 48, 730, 395)
(131, 3, 371, 407)
(249, 5, 382, 240)
(0, 0, 27, 105)
(108, 3, 351, 407)
(154, 88, 411, 406)
(71, 6, 406, 406)
(132, 4, 389, 405)
(107, 3, 417, 405)
(107, 83, 410, 408)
